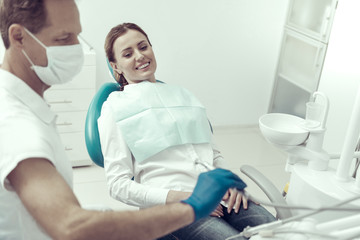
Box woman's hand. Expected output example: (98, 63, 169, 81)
(222, 188, 247, 214)
(210, 204, 224, 217)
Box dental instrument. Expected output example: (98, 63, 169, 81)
(225, 194, 360, 240)
(194, 159, 215, 171)
(194, 157, 360, 239)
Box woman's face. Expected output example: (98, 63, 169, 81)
(112, 29, 157, 84)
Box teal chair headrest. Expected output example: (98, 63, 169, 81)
(85, 82, 121, 167)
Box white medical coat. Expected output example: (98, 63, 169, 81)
(0, 69, 73, 239)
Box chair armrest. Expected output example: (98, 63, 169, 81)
(240, 164, 292, 219)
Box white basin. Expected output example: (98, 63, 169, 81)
(259, 113, 309, 146)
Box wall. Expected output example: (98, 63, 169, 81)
(76, 0, 289, 126)
(318, 0, 360, 153)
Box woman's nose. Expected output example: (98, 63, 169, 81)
(134, 50, 145, 61)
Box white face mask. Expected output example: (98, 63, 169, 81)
(22, 28, 84, 86)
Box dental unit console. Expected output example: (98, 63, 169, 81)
(235, 90, 360, 240)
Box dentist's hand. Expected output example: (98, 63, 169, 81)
(182, 168, 247, 221)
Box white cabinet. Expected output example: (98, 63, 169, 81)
(278, 30, 327, 92)
(269, 0, 338, 117)
(45, 40, 96, 167)
(286, 0, 337, 43)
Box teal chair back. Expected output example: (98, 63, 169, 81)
(85, 82, 120, 167)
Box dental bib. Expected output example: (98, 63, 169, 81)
(107, 81, 212, 162)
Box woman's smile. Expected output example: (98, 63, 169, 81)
(136, 62, 150, 70)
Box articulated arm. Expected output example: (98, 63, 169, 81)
(240, 165, 292, 219)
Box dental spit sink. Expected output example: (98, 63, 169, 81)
(259, 113, 309, 146)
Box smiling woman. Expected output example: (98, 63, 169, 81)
(98, 22, 276, 240)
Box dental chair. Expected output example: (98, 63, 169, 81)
(84, 84, 291, 220)
(84, 64, 290, 219)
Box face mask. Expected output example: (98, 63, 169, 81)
(22, 28, 84, 86)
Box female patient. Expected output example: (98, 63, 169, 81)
(98, 22, 275, 240)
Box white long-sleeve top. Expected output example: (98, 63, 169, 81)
(98, 98, 229, 209)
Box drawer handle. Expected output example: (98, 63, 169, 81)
(65, 147, 73, 151)
(57, 122, 73, 126)
(48, 100, 73, 104)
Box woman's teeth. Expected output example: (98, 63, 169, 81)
(137, 62, 150, 70)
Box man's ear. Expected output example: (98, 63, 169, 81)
(8, 24, 25, 48)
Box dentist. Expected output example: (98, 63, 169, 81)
(0, 0, 247, 240)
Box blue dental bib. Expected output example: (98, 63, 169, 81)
(107, 81, 212, 162)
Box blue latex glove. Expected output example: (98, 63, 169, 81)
(182, 168, 247, 221)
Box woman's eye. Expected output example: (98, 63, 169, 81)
(123, 52, 132, 58)
(140, 45, 148, 51)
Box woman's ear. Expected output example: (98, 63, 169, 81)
(110, 62, 122, 75)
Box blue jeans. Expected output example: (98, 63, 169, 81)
(158, 202, 276, 240)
